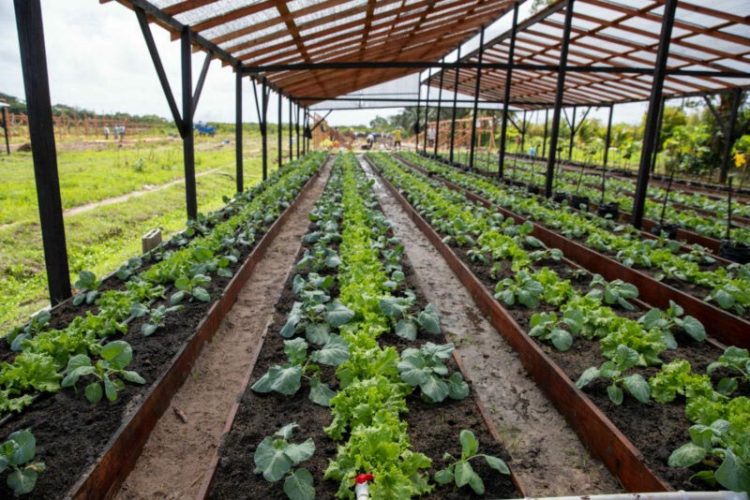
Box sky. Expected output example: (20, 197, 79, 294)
(0, 0, 649, 127)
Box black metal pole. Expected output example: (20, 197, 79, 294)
(181, 26, 197, 219)
(277, 91, 282, 169)
(261, 78, 268, 180)
(720, 88, 742, 184)
(726, 177, 734, 242)
(415, 71, 422, 153)
(434, 58, 445, 157)
(469, 26, 485, 170)
(288, 99, 293, 161)
(498, 1, 519, 177)
(1, 107, 9, 155)
(449, 46, 461, 164)
(544, 0, 574, 198)
(632, 0, 677, 229)
(542, 108, 549, 159)
(520, 109, 527, 154)
(235, 68, 243, 192)
(600, 105, 613, 205)
(296, 103, 300, 158)
(14, 0, 71, 303)
(423, 68, 432, 153)
(568, 105, 577, 161)
(306, 108, 311, 154)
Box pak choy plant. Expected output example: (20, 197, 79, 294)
(0, 430, 45, 496)
(638, 300, 706, 348)
(434, 429, 510, 495)
(528, 312, 577, 351)
(72, 271, 101, 306)
(397, 342, 469, 403)
(61, 340, 145, 403)
(254, 423, 316, 500)
(170, 273, 211, 304)
(576, 344, 651, 406)
(138, 304, 183, 337)
(251, 337, 348, 407)
(379, 292, 441, 341)
(586, 274, 639, 311)
(6, 310, 51, 353)
(708, 347, 750, 396)
(494, 270, 544, 309)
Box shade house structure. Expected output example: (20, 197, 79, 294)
(8, 0, 750, 497)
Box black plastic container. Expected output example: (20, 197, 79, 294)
(719, 240, 750, 264)
(553, 192, 569, 203)
(651, 223, 679, 240)
(570, 195, 590, 211)
(597, 202, 620, 220)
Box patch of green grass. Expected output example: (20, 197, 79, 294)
(0, 136, 285, 331)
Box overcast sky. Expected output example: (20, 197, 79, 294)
(1, 0, 649, 127)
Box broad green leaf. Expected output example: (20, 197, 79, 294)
(714, 449, 750, 492)
(192, 287, 210, 303)
(284, 338, 309, 366)
(8, 430, 35, 466)
(454, 461, 476, 488)
(622, 374, 650, 403)
(101, 340, 133, 370)
(309, 378, 336, 407)
(325, 301, 354, 327)
(681, 316, 706, 342)
(417, 304, 441, 334)
(169, 290, 186, 305)
(7, 468, 38, 495)
(468, 472, 485, 495)
(310, 335, 349, 367)
(420, 374, 449, 403)
(395, 319, 417, 341)
(104, 375, 118, 401)
(121, 371, 146, 385)
(484, 455, 510, 474)
(269, 366, 303, 396)
(305, 323, 329, 345)
(61, 366, 96, 388)
(614, 344, 639, 371)
(550, 328, 573, 351)
(717, 377, 738, 396)
(575, 367, 600, 389)
(607, 384, 624, 406)
(284, 438, 315, 465)
(274, 423, 298, 440)
(281, 303, 303, 338)
(459, 429, 478, 459)
(668, 442, 707, 468)
(254, 437, 293, 482)
(379, 297, 408, 318)
(448, 372, 469, 400)
(141, 323, 158, 337)
(714, 289, 735, 310)
(284, 468, 316, 500)
(434, 468, 454, 484)
(85, 381, 103, 403)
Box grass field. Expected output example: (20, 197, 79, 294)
(0, 130, 286, 331)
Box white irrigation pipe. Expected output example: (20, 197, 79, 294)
(520, 493, 747, 500)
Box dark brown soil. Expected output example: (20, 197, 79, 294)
(208, 190, 518, 499)
(0, 174, 317, 499)
(379, 159, 738, 492)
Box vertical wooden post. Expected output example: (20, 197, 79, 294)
(278, 92, 282, 169)
(181, 26, 197, 219)
(1, 107, 10, 155)
(632, 0, 677, 228)
(544, 0, 575, 198)
(14, 0, 71, 303)
(720, 88, 742, 184)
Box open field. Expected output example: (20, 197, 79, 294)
(0, 130, 284, 330)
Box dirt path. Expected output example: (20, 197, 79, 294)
(115, 162, 331, 500)
(359, 156, 621, 496)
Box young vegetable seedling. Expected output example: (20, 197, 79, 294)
(434, 429, 510, 495)
(254, 423, 316, 500)
(0, 429, 46, 496)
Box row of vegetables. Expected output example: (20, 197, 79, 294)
(234, 153, 511, 499)
(402, 152, 750, 319)
(472, 154, 750, 243)
(0, 152, 327, 496)
(367, 152, 750, 493)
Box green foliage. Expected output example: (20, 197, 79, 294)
(0, 429, 46, 497)
(649, 360, 716, 404)
(707, 347, 750, 396)
(434, 429, 510, 495)
(253, 423, 316, 500)
(397, 342, 469, 403)
(576, 345, 651, 406)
